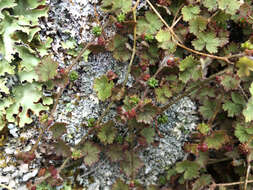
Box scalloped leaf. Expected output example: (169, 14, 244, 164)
(35, 56, 58, 82)
(192, 174, 212, 190)
(176, 160, 200, 180)
(220, 73, 240, 91)
(155, 29, 176, 52)
(192, 32, 221, 53)
(81, 141, 101, 166)
(182, 5, 200, 22)
(136, 11, 163, 35)
(235, 123, 253, 143)
(189, 16, 208, 35)
(112, 179, 129, 190)
(197, 123, 210, 135)
(136, 103, 159, 124)
(179, 55, 202, 83)
(199, 99, 217, 120)
(53, 139, 71, 157)
(98, 121, 117, 145)
(106, 145, 124, 162)
(140, 127, 155, 144)
(120, 151, 143, 177)
(204, 130, 230, 149)
(217, 0, 241, 15)
(101, 0, 132, 14)
(93, 75, 114, 101)
(107, 34, 131, 62)
(236, 57, 253, 77)
(155, 85, 172, 104)
(50, 122, 67, 139)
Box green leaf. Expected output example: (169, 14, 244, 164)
(181, 5, 200, 21)
(204, 130, 230, 149)
(6, 83, 49, 127)
(222, 100, 242, 117)
(136, 11, 163, 35)
(101, 0, 132, 14)
(192, 174, 212, 190)
(120, 151, 143, 177)
(155, 29, 176, 52)
(140, 127, 155, 144)
(189, 16, 208, 35)
(155, 85, 172, 104)
(220, 74, 240, 91)
(53, 139, 71, 157)
(136, 103, 158, 124)
(93, 75, 114, 101)
(106, 145, 124, 162)
(176, 160, 200, 180)
(81, 141, 101, 166)
(199, 99, 217, 120)
(192, 32, 221, 53)
(97, 121, 117, 145)
(50, 122, 67, 139)
(217, 0, 241, 15)
(243, 97, 253, 122)
(235, 123, 253, 143)
(202, 0, 218, 11)
(236, 56, 253, 77)
(197, 123, 210, 135)
(35, 55, 58, 82)
(179, 55, 201, 83)
(112, 179, 129, 190)
(107, 34, 131, 62)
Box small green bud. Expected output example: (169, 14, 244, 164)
(117, 13, 126, 22)
(158, 114, 168, 124)
(87, 118, 96, 127)
(92, 26, 102, 36)
(159, 175, 167, 185)
(115, 135, 124, 144)
(144, 34, 154, 42)
(129, 95, 140, 105)
(69, 70, 79, 81)
(147, 77, 158, 88)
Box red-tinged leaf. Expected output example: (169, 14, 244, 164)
(204, 130, 230, 150)
(220, 73, 240, 91)
(53, 139, 71, 157)
(120, 151, 144, 177)
(184, 143, 199, 155)
(136, 103, 159, 124)
(112, 179, 129, 190)
(192, 174, 212, 190)
(49, 122, 67, 139)
(80, 141, 101, 166)
(35, 55, 58, 82)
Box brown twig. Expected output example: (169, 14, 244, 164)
(244, 155, 251, 190)
(212, 180, 253, 187)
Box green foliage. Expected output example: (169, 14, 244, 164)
(204, 130, 230, 149)
(140, 127, 155, 144)
(136, 11, 163, 35)
(192, 32, 221, 53)
(147, 78, 158, 88)
(155, 85, 172, 104)
(181, 5, 200, 22)
(192, 174, 212, 190)
(69, 70, 79, 82)
(243, 82, 253, 122)
(97, 121, 117, 145)
(92, 26, 102, 36)
(136, 102, 158, 124)
(235, 123, 253, 143)
(80, 141, 101, 166)
(155, 29, 176, 52)
(50, 122, 67, 139)
(176, 160, 200, 180)
(93, 75, 114, 101)
(157, 114, 168, 124)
